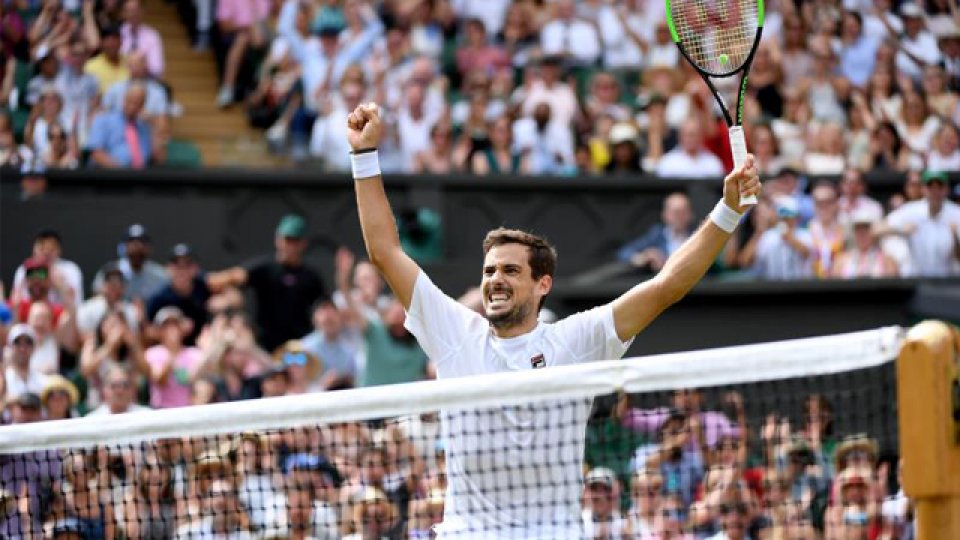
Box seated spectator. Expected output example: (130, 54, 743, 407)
(121, 460, 178, 538)
(632, 410, 704, 509)
(86, 83, 154, 168)
(887, 2, 942, 82)
(470, 116, 528, 175)
(4, 324, 48, 401)
(102, 51, 170, 119)
(803, 122, 847, 176)
(120, 0, 164, 77)
(146, 244, 211, 345)
(396, 78, 445, 172)
(258, 364, 288, 398)
(838, 168, 884, 224)
(627, 469, 664, 537)
(408, 488, 445, 539)
(581, 467, 629, 538)
(833, 211, 900, 279)
(343, 486, 400, 540)
(749, 123, 785, 177)
(26, 301, 76, 375)
(655, 118, 725, 179)
(301, 297, 358, 391)
(309, 78, 366, 171)
(927, 123, 960, 171)
(79, 308, 148, 408)
(617, 193, 694, 273)
(84, 25, 130, 93)
(146, 307, 203, 409)
(868, 121, 913, 172)
(11, 229, 83, 307)
(214, 0, 269, 107)
(824, 467, 878, 540)
(495, 2, 538, 67)
(539, 0, 600, 67)
(87, 364, 150, 415)
(78, 263, 139, 340)
(56, 39, 100, 123)
(744, 198, 814, 280)
(39, 122, 79, 169)
(59, 452, 116, 538)
(519, 55, 578, 133)
(195, 310, 272, 401)
(605, 122, 643, 176)
(92, 224, 168, 302)
(412, 119, 466, 174)
(25, 46, 60, 107)
(881, 170, 960, 276)
(895, 90, 941, 160)
(230, 433, 286, 534)
(40, 374, 79, 420)
(25, 85, 72, 164)
(0, 112, 36, 171)
(838, 10, 881, 88)
(272, 340, 322, 394)
(175, 478, 254, 538)
(513, 102, 575, 175)
(808, 182, 846, 277)
(921, 63, 958, 119)
(455, 18, 510, 78)
(12, 258, 77, 334)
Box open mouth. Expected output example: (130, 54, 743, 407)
(487, 290, 512, 309)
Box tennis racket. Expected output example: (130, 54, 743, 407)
(666, 0, 764, 206)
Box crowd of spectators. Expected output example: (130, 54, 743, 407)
(0, 0, 175, 185)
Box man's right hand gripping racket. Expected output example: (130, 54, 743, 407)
(666, 0, 764, 206)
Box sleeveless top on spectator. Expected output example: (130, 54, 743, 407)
(482, 149, 521, 174)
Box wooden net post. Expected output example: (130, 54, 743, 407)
(897, 320, 960, 539)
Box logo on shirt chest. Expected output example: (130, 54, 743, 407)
(530, 353, 546, 369)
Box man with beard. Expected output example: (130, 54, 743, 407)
(343, 103, 761, 538)
(92, 223, 168, 302)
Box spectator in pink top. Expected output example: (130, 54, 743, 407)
(216, 0, 271, 107)
(455, 19, 510, 79)
(618, 388, 741, 453)
(145, 306, 203, 408)
(120, 0, 165, 77)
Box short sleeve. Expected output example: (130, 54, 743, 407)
(403, 271, 485, 366)
(551, 304, 633, 363)
(86, 114, 109, 150)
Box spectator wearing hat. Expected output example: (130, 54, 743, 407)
(147, 243, 211, 345)
(539, 0, 601, 67)
(86, 83, 154, 168)
(272, 340, 322, 394)
(884, 2, 942, 82)
(605, 122, 643, 175)
(744, 197, 814, 280)
(881, 170, 960, 276)
(258, 364, 289, 398)
(581, 467, 630, 538)
(87, 364, 150, 415)
(84, 25, 130, 93)
(12, 259, 80, 356)
(937, 23, 960, 89)
(92, 223, 168, 302)
(301, 297, 358, 391)
(77, 262, 139, 341)
(145, 307, 203, 408)
(824, 467, 878, 540)
(40, 374, 79, 420)
(11, 229, 83, 308)
(3, 324, 47, 402)
(617, 193, 694, 273)
(207, 215, 327, 352)
(832, 210, 900, 278)
(655, 118, 725, 179)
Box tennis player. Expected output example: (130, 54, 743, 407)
(345, 103, 760, 539)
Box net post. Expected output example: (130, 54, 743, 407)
(897, 320, 960, 540)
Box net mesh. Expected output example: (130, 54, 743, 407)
(669, 0, 760, 75)
(0, 328, 903, 540)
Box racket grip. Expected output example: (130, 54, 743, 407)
(728, 126, 757, 207)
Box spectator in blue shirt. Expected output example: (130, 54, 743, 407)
(86, 83, 153, 168)
(838, 10, 881, 88)
(617, 193, 695, 273)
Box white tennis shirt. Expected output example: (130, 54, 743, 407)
(404, 272, 633, 539)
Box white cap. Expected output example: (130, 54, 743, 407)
(900, 2, 924, 19)
(850, 207, 882, 225)
(7, 324, 37, 345)
(608, 123, 639, 145)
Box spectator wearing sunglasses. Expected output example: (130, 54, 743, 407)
(40, 122, 79, 169)
(271, 341, 323, 395)
(11, 229, 84, 309)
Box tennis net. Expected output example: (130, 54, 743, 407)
(0, 327, 903, 539)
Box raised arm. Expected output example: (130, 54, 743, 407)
(346, 103, 422, 309)
(611, 157, 761, 341)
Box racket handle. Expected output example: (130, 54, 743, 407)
(728, 126, 757, 207)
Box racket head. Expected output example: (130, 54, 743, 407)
(666, 0, 764, 77)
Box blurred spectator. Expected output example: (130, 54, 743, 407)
(896, 90, 941, 160)
(748, 123, 785, 177)
(605, 122, 642, 175)
(25, 46, 61, 106)
(455, 18, 510, 78)
(146, 244, 211, 345)
(12, 260, 78, 346)
(470, 115, 528, 175)
(40, 374, 80, 420)
(838, 10, 881, 88)
(84, 25, 129, 93)
(581, 467, 629, 538)
(301, 297, 358, 391)
(146, 307, 203, 409)
(4, 324, 48, 401)
(869, 121, 913, 172)
(832, 211, 900, 278)
(519, 55, 578, 133)
(175, 478, 254, 537)
(744, 197, 814, 280)
(39, 121, 79, 169)
(91, 224, 168, 303)
(838, 168, 884, 224)
(395, 77, 445, 172)
(86, 83, 154, 168)
(495, 2, 537, 67)
(0, 113, 35, 171)
(103, 51, 170, 119)
(779, 16, 814, 90)
(798, 41, 850, 127)
(120, 0, 164, 77)
(309, 78, 365, 170)
(632, 410, 704, 508)
(886, 2, 941, 83)
(207, 215, 326, 352)
(26, 300, 76, 375)
(597, 0, 658, 70)
(272, 340, 322, 394)
(412, 119, 466, 174)
(195, 310, 272, 401)
(87, 364, 150, 415)
(803, 122, 847, 176)
(617, 193, 693, 273)
(513, 102, 575, 174)
(78, 308, 148, 408)
(259, 364, 288, 398)
(939, 24, 960, 88)
(24, 86, 72, 169)
(927, 123, 960, 171)
(214, 0, 270, 107)
(540, 0, 600, 67)
(882, 170, 960, 276)
(11, 229, 83, 308)
(655, 119, 724, 179)
(808, 182, 846, 277)
(56, 39, 100, 124)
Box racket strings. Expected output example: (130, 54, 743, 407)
(672, 0, 759, 75)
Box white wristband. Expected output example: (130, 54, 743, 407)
(351, 150, 381, 179)
(709, 200, 743, 234)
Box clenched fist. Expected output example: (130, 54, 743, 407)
(346, 102, 382, 152)
(723, 154, 762, 214)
